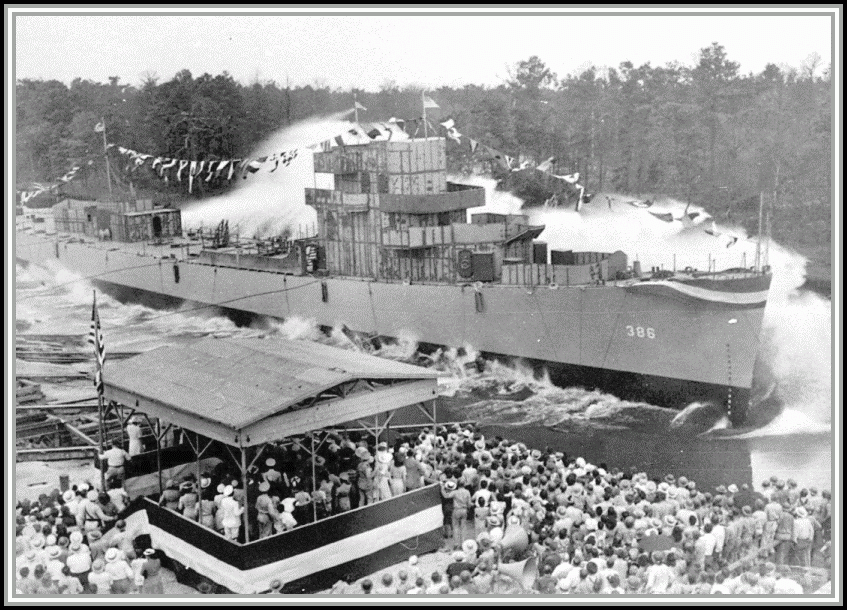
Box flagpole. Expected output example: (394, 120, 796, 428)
(354, 93, 359, 124)
(93, 289, 106, 491)
(100, 118, 113, 201)
(422, 91, 429, 139)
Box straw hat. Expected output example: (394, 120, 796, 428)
(462, 539, 479, 556)
(87, 490, 99, 502)
(69, 531, 83, 544)
(165, 479, 177, 489)
(62, 490, 76, 503)
(742, 505, 752, 516)
(223, 485, 234, 497)
(258, 481, 270, 493)
(30, 535, 45, 549)
(265, 458, 276, 468)
(88, 530, 102, 541)
(794, 507, 808, 518)
(180, 481, 194, 491)
(531, 449, 542, 460)
(556, 505, 568, 517)
(69, 541, 82, 552)
(443, 480, 457, 491)
(486, 515, 502, 528)
(48, 546, 62, 560)
(474, 439, 486, 451)
(25, 549, 37, 561)
(92, 559, 105, 572)
(269, 579, 282, 592)
(105, 548, 120, 563)
(200, 477, 211, 489)
(216, 483, 225, 494)
(727, 484, 739, 494)
(143, 548, 156, 557)
(452, 551, 466, 562)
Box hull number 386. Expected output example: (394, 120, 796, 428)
(626, 326, 655, 339)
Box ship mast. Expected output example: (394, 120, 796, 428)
(100, 117, 114, 200)
(755, 191, 764, 272)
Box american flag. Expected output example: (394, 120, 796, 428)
(88, 291, 106, 395)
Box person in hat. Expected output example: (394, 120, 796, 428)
(388, 452, 407, 498)
(403, 449, 425, 492)
(267, 579, 283, 594)
(440, 479, 457, 545)
(98, 440, 132, 487)
(373, 442, 393, 502)
(179, 480, 200, 520)
(88, 558, 113, 595)
(104, 546, 134, 593)
(66, 538, 92, 588)
(335, 472, 353, 513)
(78, 490, 114, 532)
(140, 549, 164, 595)
(220, 485, 244, 541)
(255, 481, 281, 539)
(276, 498, 298, 533)
(451, 481, 472, 550)
(198, 477, 217, 530)
(106, 477, 129, 514)
(792, 506, 814, 567)
(774, 503, 795, 566)
(43, 545, 65, 583)
(126, 417, 144, 457)
(356, 449, 375, 506)
(159, 479, 181, 512)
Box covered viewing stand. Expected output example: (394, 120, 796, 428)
(102, 336, 445, 594)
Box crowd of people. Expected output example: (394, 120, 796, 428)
(16, 422, 832, 595)
(15, 482, 165, 595)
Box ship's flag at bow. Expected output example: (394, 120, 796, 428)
(88, 291, 106, 395)
(423, 95, 440, 109)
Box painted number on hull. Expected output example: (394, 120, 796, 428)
(626, 326, 655, 339)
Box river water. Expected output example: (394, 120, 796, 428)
(15, 255, 833, 496)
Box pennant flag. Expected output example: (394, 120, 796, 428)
(94, 121, 105, 133)
(269, 156, 280, 172)
(88, 292, 106, 397)
(151, 157, 163, 172)
(243, 158, 263, 179)
(504, 154, 515, 169)
(726, 236, 739, 248)
(469, 139, 479, 153)
(355, 101, 367, 111)
(440, 118, 455, 130)
(536, 157, 556, 173)
(367, 127, 382, 139)
(423, 95, 439, 109)
(553, 172, 580, 184)
(176, 160, 189, 182)
(227, 160, 239, 181)
(334, 135, 345, 147)
(649, 211, 675, 223)
(205, 161, 216, 181)
(118, 146, 129, 155)
(704, 220, 718, 236)
(388, 117, 406, 130)
(626, 199, 653, 209)
(160, 158, 177, 177)
(446, 127, 462, 144)
(188, 161, 198, 192)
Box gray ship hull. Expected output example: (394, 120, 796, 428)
(17, 232, 767, 423)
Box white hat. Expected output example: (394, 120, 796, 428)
(217, 483, 225, 494)
(63, 490, 76, 503)
(143, 548, 156, 557)
(265, 458, 276, 467)
(105, 547, 120, 562)
(452, 550, 466, 562)
(258, 481, 270, 492)
(377, 451, 392, 464)
(408, 555, 418, 566)
(223, 485, 234, 497)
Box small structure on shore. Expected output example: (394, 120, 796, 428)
(101, 336, 442, 593)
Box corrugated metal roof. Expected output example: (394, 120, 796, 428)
(104, 337, 438, 432)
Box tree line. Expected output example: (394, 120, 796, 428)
(16, 43, 831, 254)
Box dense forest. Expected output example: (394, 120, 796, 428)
(15, 43, 832, 272)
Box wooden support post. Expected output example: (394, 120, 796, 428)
(240, 445, 250, 543)
(311, 432, 318, 523)
(195, 432, 202, 522)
